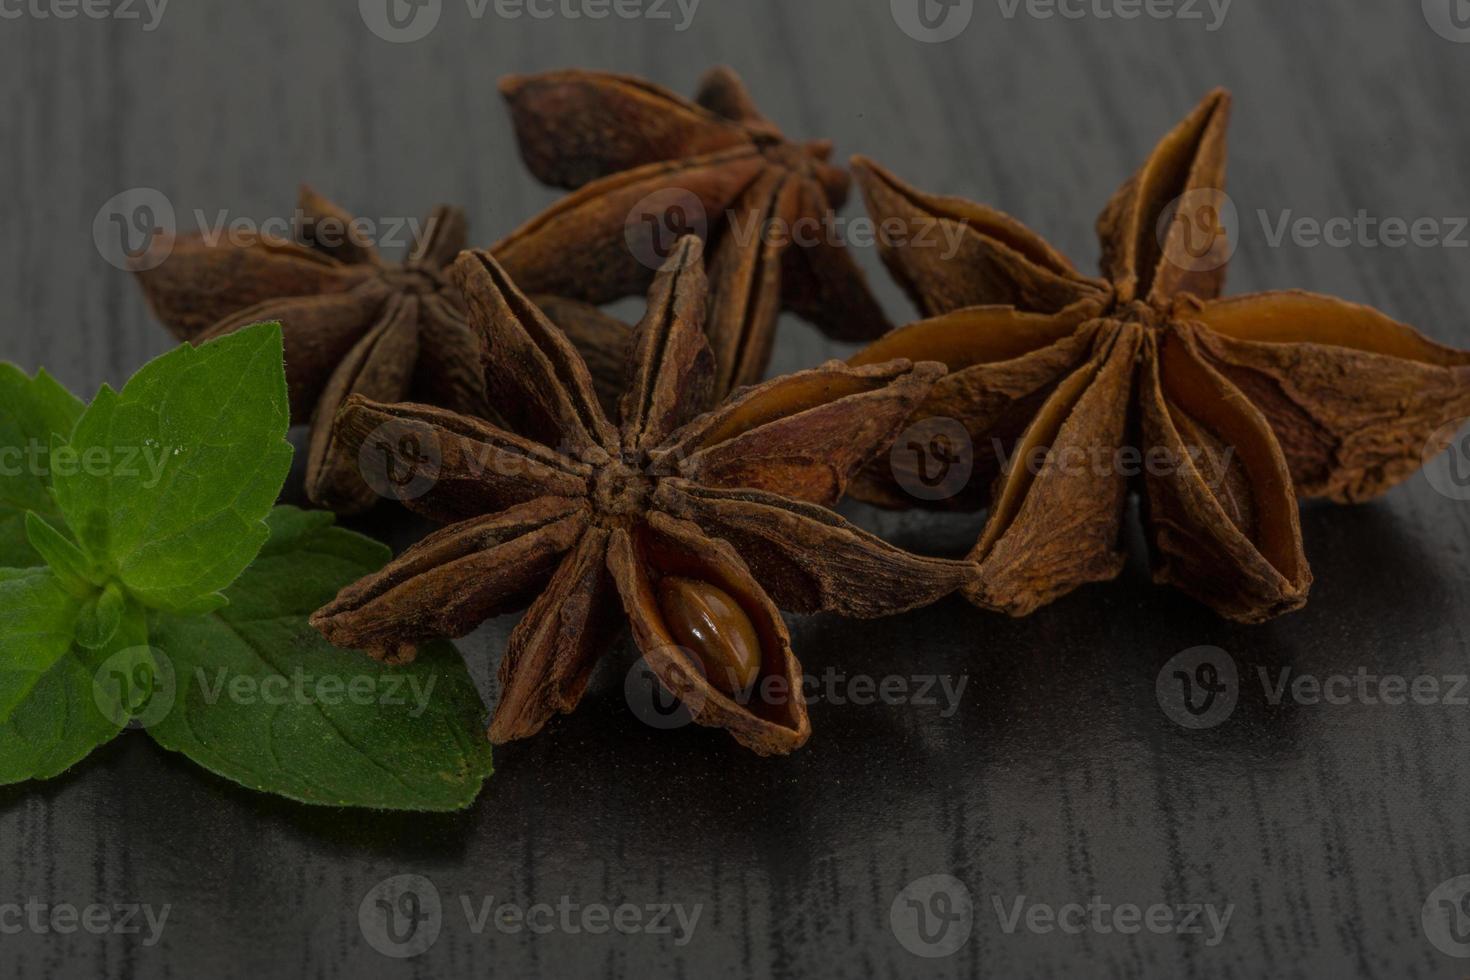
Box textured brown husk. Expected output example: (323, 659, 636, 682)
(492, 66, 891, 400)
(848, 88, 1470, 622)
(311, 236, 968, 754)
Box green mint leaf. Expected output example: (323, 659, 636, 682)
(75, 583, 127, 651)
(50, 322, 293, 614)
(0, 568, 149, 785)
(147, 507, 493, 811)
(0, 366, 84, 568)
(24, 511, 98, 595)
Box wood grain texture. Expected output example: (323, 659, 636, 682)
(3, 0, 1470, 977)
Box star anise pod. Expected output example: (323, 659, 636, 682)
(491, 65, 891, 400)
(847, 89, 1470, 623)
(131, 186, 613, 515)
(310, 237, 965, 755)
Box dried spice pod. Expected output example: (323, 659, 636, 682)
(492, 66, 891, 401)
(848, 89, 1470, 623)
(311, 237, 967, 755)
(131, 186, 621, 515)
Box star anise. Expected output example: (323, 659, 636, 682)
(847, 89, 1470, 623)
(310, 237, 965, 755)
(491, 66, 890, 400)
(131, 186, 615, 515)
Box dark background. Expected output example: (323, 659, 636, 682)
(3, 0, 1470, 977)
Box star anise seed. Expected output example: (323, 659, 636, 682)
(848, 89, 1470, 623)
(311, 237, 966, 755)
(491, 66, 891, 401)
(131, 186, 618, 514)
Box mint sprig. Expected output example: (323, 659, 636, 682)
(149, 507, 494, 811)
(0, 365, 84, 568)
(0, 325, 493, 810)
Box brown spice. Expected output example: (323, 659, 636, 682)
(848, 89, 1470, 623)
(130, 186, 619, 514)
(310, 237, 967, 755)
(492, 66, 890, 401)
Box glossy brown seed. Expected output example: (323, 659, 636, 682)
(656, 576, 763, 696)
(311, 237, 968, 755)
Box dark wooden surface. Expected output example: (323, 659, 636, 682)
(3, 1, 1470, 977)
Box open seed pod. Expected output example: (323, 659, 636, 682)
(610, 514, 809, 752)
(845, 88, 1470, 622)
(312, 236, 969, 753)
